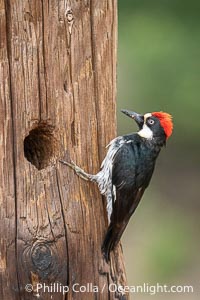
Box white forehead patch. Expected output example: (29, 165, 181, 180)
(144, 113, 152, 122)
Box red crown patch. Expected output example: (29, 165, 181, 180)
(152, 112, 173, 139)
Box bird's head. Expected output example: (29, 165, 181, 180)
(121, 109, 173, 141)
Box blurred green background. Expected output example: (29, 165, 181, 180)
(117, 1, 200, 299)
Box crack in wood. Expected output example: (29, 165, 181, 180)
(4, 0, 21, 298)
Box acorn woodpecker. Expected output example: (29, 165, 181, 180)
(60, 110, 173, 261)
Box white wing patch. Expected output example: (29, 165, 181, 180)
(95, 136, 125, 222)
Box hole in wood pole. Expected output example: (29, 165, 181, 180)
(24, 122, 59, 170)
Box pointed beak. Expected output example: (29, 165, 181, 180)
(121, 109, 144, 128)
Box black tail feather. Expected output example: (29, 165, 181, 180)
(101, 225, 114, 262)
(101, 223, 126, 262)
(101, 185, 146, 262)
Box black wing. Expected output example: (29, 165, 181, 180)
(102, 140, 154, 261)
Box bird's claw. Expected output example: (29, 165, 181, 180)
(59, 159, 89, 181)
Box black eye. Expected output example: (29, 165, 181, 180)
(148, 119, 155, 125)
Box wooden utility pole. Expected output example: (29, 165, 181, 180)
(0, 1, 128, 299)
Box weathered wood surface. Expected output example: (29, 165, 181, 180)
(0, 0, 128, 299)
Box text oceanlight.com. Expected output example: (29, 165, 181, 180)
(25, 282, 194, 295)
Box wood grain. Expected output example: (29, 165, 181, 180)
(0, 0, 128, 299)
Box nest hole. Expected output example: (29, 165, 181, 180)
(24, 123, 59, 170)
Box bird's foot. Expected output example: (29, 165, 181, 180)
(59, 159, 90, 181)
